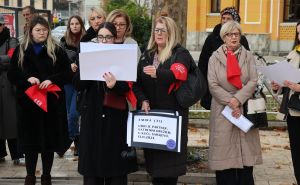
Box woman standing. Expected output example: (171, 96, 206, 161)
(107, 9, 141, 56)
(73, 22, 137, 185)
(133, 16, 191, 185)
(60, 15, 86, 156)
(81, 7, 106, 42)
(0, 14, 24, 165)
(7, 15, 70, 185)
(207, 21, 262, 185)
(271, 22, 300, 184)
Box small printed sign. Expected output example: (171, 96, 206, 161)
(127, 110, 182, 152)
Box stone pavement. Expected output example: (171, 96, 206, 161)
(0, 120, 296, 185)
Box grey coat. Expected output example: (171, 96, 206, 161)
(207, 45, 262, 170)
(0, 36, 18, 139)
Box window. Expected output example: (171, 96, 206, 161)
(17, 0, 22, 7)
(43, 0, 47, 9)
(4, 0, 9, 6)
(284, 0, 300, 21)
(211, 0, 221, 13)
(30, 0, 34, 7)
(234, 0, 240, 12)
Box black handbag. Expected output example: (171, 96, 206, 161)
(171, 47, 208, 108)
(287, 92, 300, 111)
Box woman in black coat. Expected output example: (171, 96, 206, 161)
(7, 16, 70, 185)
(73, 22, 137, 185)
(133, 16, 190, 185)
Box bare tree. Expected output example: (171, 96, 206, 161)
(152, 0, 187, 46)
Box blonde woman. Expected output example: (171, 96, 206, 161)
(7, 16, 70, 185)
(81, 7, 106, 42)
(133, 16, 192, 185)
(207, 21, 261, 185)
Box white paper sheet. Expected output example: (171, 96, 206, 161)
(221, 106, 253, 133)
(257, 61, 300, 86)
(79, 44, 138, 81)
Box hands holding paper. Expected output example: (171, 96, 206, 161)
(103, 72, 116, 89)
(228, 97, 241, 119)
(27, 77, 52, 89)
(272, 80, 300, 92)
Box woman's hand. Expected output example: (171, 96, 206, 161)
(232, 107, 241, 119)
(27, 77, 40, 85)
(71, 63, 78, 72)
(143, 65, 157, 78)
(39, 80, 52, 89)
(271, 81, 280, 91)
(141, 100, 150, 114)
(103, 72, 116, 89)
(228, 97, 240, 109)
(284, 80, 300, 92)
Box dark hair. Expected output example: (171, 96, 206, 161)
(65, 15, 86, 47)
(98, 22, 117, 38)
(23, 6, 36, 14)
(29, 15, 50, 34)
(293, 22, 300, 48)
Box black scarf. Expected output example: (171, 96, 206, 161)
(80, 26, 97, 42)
(0, 27, 10, 47)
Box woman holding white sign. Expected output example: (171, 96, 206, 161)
(271, 21, 300, 185)
(207, 21, 262, 185)
(133, 16, 192, 185)
(73, 22, 137, 185)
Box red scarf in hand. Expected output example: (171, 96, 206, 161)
(25, 84, 61, 112)
(227, 50, 242, 89)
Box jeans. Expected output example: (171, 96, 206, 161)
(64, 84, 79, 140)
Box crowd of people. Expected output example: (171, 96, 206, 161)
(0, 4, 300, 185)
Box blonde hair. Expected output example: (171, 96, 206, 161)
(147, 16, 180, 63)
(107, 9, 133, 38)
(18, 15, 58, 68)
(88, 7, 106, 25)
(220, 20, 242, 41)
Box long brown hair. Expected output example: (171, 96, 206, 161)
(64, 15, 86, 47)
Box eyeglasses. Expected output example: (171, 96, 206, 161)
(113, 22, 127, 29)
(97, 35, 114, 42)
(154, 28, 167, 34)
(226, 32, 240, 38)
(0, 23, 3, 27)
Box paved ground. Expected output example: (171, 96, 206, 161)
(0, 120, 296, 185)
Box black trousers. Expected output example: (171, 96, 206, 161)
(152, 177, 178, 185)
(215, 166, 254, 185)
(0, 139, 23, 160)
(287, 115, 300, 184)
(83, 175, 127, 185)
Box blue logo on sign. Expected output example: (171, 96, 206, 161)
(166, 139, 176, 150)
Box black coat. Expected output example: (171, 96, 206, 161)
(7, 44, 70, 153)
(0, 28, 18, 139)
(198, 23, 250, 109)
(73, 74, 138, 177)
(133, 44, 190, 177)
(81, 27, 97, 42)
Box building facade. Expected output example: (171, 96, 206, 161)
(187, 0, 300, 55)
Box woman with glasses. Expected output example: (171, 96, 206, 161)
(133, 16, 192, 185)
(107, 9, 141, 57)
(59, 15, 86, 157)
(73, 22, 137, 185)
(7, 15, 70, 185)
(81, 7, 106, 42)
(207, 21, 262, 185)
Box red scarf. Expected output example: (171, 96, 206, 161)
(125, 82, 137, 109)
(25, 84, 61, 112)
(227, 50, 242, 89)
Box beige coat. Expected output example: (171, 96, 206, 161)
(207, 45, 262, 171)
